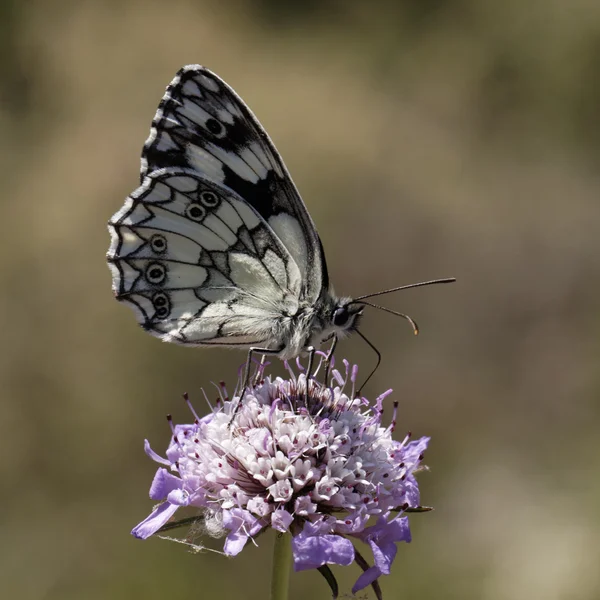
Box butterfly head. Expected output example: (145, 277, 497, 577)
(328, 299, 364, 338)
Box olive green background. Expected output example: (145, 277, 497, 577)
(3, 1, 600, 598)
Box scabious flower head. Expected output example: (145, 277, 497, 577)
(133, 359, 430, 594)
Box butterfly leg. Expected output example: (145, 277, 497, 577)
(303, 346, 316, 407)
(253, 353, 268, 385)
(230, 346, 282, 424)
(355, 330, 382, 396)
(323, 335, 338, 386)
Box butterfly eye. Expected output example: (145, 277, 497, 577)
(150, 234, 167, 254)
(185, 202, 206, 221)
(200, 191, 219, 207)
(145, 262, 167, 285)
(205, 118, 225, 137)
(333, 307, 350, 327)
(152, 292, 170, 319)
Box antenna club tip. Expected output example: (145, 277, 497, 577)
(413, 329, 419, 336)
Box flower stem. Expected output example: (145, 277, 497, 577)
(270, 532, 292, 600)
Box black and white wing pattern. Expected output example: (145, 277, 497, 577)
(107, 168, 304, 348)
(141, 65, 328, 302)
(108, 65, 448, 357)
(108, 65, 335, 353)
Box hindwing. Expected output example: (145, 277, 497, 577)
(108, 169, 303, 346)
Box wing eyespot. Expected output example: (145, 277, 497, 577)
(205, 118, 225, 137)
(145, 262, 167, 285)
(185, 202, 206, 221)
(150, 234, 168, 254)
(200, 191, 219, 207)
(152, 292, 171, 319)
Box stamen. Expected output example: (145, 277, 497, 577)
(386, 400, 399, 434)
(201, 388, 215, 413)
(211, 381, 227, 404)
(166, 414, 175, 434)
(166, 414, 183, 449)
(183, 392, 201, 423)
(375, 389, 393, 413)
(402, 431, 413, 446)
(283, 360, 296, 382)
(351, 364, 359, 399)
(269, 398, 281, 422)
(332, 369, 344, 386)
(311, 350, 328, 378)
(219, 381, 229, 403)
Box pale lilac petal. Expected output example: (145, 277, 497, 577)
(402, 437, 429, 462)
(222, 509, 264, 556)
(149, 468, 182, 500)
(353, 566, 381, 593)
(354, 515, 411, 546)
(387, 516, 411, 544)
(403, 475, 421, 507)
(271, 509, 293, 532)
(352, 516, 411, 592)
(166, 488, 190, 506)
(292, 521, 354, 571)
(131, 502, 179, 539)
(370, 537, 398, 575)
(224, 531, 250, 556)
(301, 519, 335, 536)
(144, 440, 171, 466)
(334, 511, 369, 534)
(292, 532, 355, 570)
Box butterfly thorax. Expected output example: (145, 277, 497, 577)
(274, 293, 358, 360)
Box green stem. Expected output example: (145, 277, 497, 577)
(270, 532, 292, 600)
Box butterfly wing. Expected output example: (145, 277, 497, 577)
(107, 168, 303, 348)
(140, 65, 328, 304)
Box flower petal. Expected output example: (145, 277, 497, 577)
(131, 501, 179, 539)
(144, 439, 171, 466)
(352, 565, 381, 593)
(224, 530, 251, 556)
(351, 516, 411, 592)
(292, 521, 355, 571)
(149, 468, 182, 500)
(271, 509, 293, 532)
(222, 509, 264, 556)
(370, 537, 398, 575)
(166, 487, 190, 506)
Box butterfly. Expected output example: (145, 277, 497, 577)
(107, 65, 454, 377)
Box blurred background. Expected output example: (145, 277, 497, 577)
(2, 1, 600, 598)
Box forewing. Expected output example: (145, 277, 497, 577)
(141, 65, 328, 302)
(107, 168, 302, 347)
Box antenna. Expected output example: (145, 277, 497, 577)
(353, 301, 419, 335)
(353, 277, 456, 302)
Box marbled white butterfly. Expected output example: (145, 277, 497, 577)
(107, 65, 453, 373)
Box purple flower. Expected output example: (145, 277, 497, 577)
(222, 508, 265, 556)
(351, 515, 412, 593)
(132, 359, 430, 593)
(292, 520, 355, 570)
